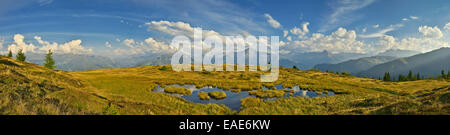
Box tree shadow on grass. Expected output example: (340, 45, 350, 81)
(0, 59, 19, 67)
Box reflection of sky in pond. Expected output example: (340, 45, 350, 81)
(153, 84, 335, 111)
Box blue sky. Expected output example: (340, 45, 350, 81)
(0, 0, 449, 57)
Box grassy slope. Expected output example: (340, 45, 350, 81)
(1, 56, 449, 115)
(72, 65, 449, 115)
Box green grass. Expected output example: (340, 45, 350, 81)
(248, 90, 285, 98)
(1, 56, 449, 115)
(198, 91, 210, 100)
(164, 86, 192, 95)
(208, 91, 227, 99)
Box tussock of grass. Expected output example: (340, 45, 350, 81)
(164, 86, 192, 95)
(208, 91, 227, 99)
(198, 91, 210, 100)
(248, 90, 285, 98)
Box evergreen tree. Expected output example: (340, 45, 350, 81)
(16, 49, 26, 62)
(441, 70, 446, 79)
(7, 50, 12, 58)
(293, 65, 298, 70)
(44, 49, 55, 69)
(447, 71, 450, 79)
(416, 72, 421, 80)
(383, 72, 391, 81)
(407, 70, 413, 81)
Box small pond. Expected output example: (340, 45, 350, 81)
(153, 84, 335, 111)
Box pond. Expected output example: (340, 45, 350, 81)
(153, 84, 335, 111)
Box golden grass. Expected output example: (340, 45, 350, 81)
(208, 91, 227, 99)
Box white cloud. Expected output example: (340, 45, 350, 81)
(8, 34, 36, 54)
(283, 30, 288, 37)
(290, 22, 310, 39)
(284, 27, 365, 53)
(373, 24, 379, 28)
(444, 22, 450, 30)
(320, 0, 375, 32)
(264, 13, 281, 29)
(362, 27, 367, 33)
(418, 26, 443, 39)
(359, 24, 403, 38)
(410, 16, 419, 20)
(145, 20, 223, 39)
(402, 18, 409, 21)
(114, 37, 174, 55)
(0, 38, 3, 50)
(105, 42, 112, 48)
(35, 36, 92, 54)
(371, 26, 448, 53)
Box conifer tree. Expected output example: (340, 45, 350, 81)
(44, 49, 55, 69)
(16, 49, 26, 62)
(7, 50, 12, 58)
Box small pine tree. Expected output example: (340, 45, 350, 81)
(293, 65, 298, 70)
(441, 70, 446, 79)
(16, 49, 26, 62)
(447, 71, 450, 79)
(407, 70, 413, 81)
(44, 50, 55, 69)
(416, 72, 421, 80)
(383, 72, 391, 81)
(7, 50, 12, 58)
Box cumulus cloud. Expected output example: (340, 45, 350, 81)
(264, 13, 281, 28)
(0, 38, 3, 50)
(418, 26, 443, 39)
(402, 18, 409, 21)
(145, 20, 223, 39)
(35, 36, 92, 54)
(290, 22, 310, 39)
(114, 37, 174, 55)
(283, 30, 289, 37)
(8, 34, 37, 53)
(371, 26, 448, 53)
(283, 27, 365, 53)
(443, 22, 450, 30)
(105, 41, 112, 48)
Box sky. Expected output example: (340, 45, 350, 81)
(0, 0, 449, 57)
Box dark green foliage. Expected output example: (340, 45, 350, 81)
(44, 50, 55, 69)
(383, 72, 391, 81)
(159, 65, 169, 71)
(16, 49, 26, 62)
(293, 65, 298, 70)
(7, 50, 12, 58)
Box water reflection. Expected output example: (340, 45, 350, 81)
(153, 84, 335, 111)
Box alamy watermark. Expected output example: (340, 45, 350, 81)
(170, 28, 279, 82)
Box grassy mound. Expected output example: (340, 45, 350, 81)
(164, 86, 192, 95)
(198, 91, 210, 100)
(248, 90, 285, 98)
(208, 91, 227, 99)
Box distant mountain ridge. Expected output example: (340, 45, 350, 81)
(314, 56, 398, 74)
(358, 47, 450, 78)
(26, 53, 118, 72)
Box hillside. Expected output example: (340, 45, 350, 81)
(376, 49, 420, 58)
(314, 56, 397, 74)
(1, 55, 449, 115)
(0, 55, 107, 114)
(358, 47, 450, 78)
